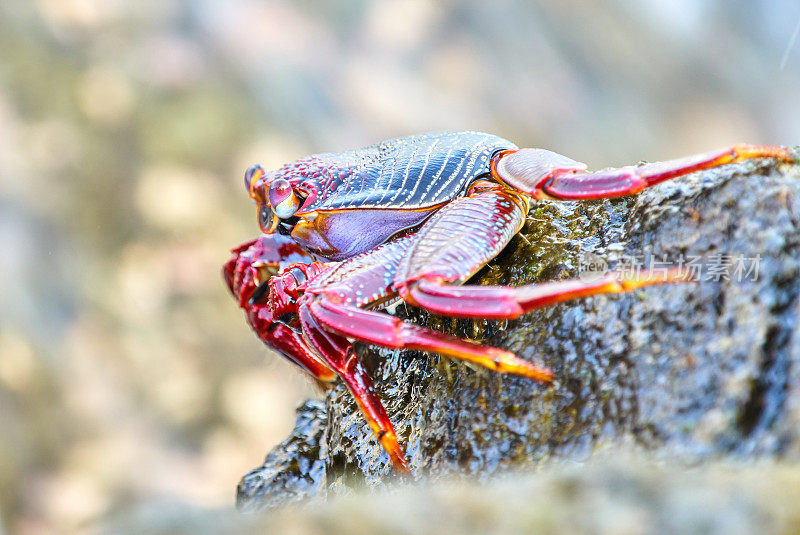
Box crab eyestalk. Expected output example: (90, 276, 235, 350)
(245, 164, 280, 233)
(244, 164, 266, 203)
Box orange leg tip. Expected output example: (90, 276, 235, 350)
(529, 367, 555, 384)
(612, 267, 697, 291)
(505, 365, 554, 383)
(394, 459, 412, 475)
(732, 144, 795, 164)
(495, 353, 554, 383)
(376, 431, 410, 472)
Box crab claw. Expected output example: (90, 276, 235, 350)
(226, 235, 411, 471)
(224, 234, 337, 382)
(224, 232, 316, 298)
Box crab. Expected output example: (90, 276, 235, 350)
(224, 132, 792, 472)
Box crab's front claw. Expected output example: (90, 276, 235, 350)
(224, 235, 337, 382)
(226, 235, 412, 472)
(223, 237, 258, 301)
(224, 233, 319, 304)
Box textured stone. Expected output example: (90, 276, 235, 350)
(236, 400, 327, 510)
(238, 155, 800, 508)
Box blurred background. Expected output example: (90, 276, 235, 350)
(1, 0, 799, 532)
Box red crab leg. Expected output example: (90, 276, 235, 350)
(493, 144, 794, 200)
(395, 181, 528, 296)
(256, 317, 339, 382)
(302, 230, 553, 382)
(298, 305, 410, 472)
(394, 184, 694, 320)
(225, 235, 338, 381)
(227, 235, 411, 472)
(405, 269, 691, 319)
(306, 299, 554, 382)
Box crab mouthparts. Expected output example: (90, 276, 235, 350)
(247, 263, 279, 306)
(248, 278, 270, 306)
(255, 263, 279, 280)
(276, 216, 300, 235)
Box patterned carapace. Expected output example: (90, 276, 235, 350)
(227, 133, 793, 472)
(273, 132, 514, 212)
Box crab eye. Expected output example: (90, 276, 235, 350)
(268, 178, 301, 219)
(245, 164, 266, 202)
(258, 203, 278, 233)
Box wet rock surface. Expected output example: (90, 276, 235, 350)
(236, 400, 328, 510)
(238, 156, 800, 508)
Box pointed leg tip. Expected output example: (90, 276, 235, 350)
(394, 459, 412, 475)
(525, 366, 555, 384)
(614, 267, 697, 291)
(505, 353, 555, 383)
(733, 144, 796, 164)
(539, 369, 556, 383)
(384, 441, 412, 475)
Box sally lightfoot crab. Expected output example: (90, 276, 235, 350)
(225, 132, 793, 472)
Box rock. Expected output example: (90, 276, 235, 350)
(103, 457, 800, 534)
(238, 155, 800, 508)
(236, 400, 327, 510)
(252, 457, 800, 535)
